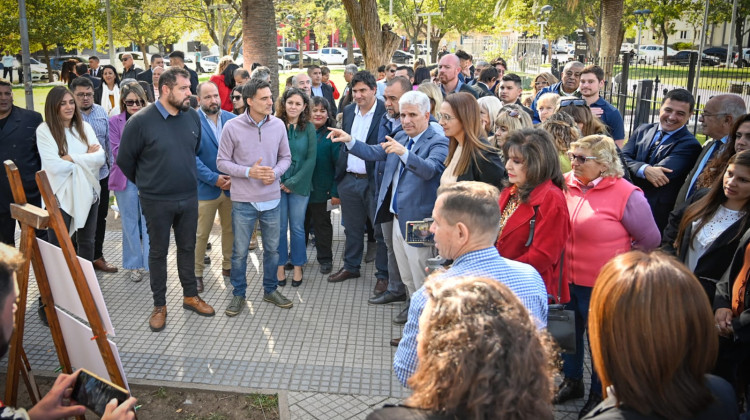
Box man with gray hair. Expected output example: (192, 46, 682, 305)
(531, 60, 584, 123)
(328, 90, 449, 323)
(338, 63, 359, 114)
(675, 94, 748, 207)
(250, 66, 271, 83)
(292, 72, 312, 97)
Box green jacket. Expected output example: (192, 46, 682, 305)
(310, 126, 339, 203)
(280, 122, 317, 196)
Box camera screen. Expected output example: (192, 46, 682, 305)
(72, 370, 129, 417)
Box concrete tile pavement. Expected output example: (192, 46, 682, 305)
(5, 210, 589, 419)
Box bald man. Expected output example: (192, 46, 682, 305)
(436, 54, 478, 99)
(293, 73, 312, 97)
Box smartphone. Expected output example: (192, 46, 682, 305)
(72, 369, 130, 417)
(406, 218, 435, 245)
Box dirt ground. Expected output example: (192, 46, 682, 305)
(2, 375, 280, 420)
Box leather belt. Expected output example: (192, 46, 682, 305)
(348, 172, 368, 179)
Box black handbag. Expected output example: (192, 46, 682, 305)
(526, 206, 576, 354)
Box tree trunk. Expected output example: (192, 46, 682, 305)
(737, 18, 746, 68)
(598, 0, 624, 80)
(241, 0, 279, 97)
(341, 0, 401, 71)
(346, 32, 353, 63)
(139, 42, 151, 67)
(661, 23, 669, 66)
(42, 46, 53, 82)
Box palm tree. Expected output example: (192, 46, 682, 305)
(241, 0, 280, 97)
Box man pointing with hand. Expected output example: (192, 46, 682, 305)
(217, 79, 293, 315)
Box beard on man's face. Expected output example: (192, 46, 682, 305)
(168, 91, 190, 112)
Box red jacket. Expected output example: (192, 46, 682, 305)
(496, 179, 571, 302)
(210, 74, 233, 112)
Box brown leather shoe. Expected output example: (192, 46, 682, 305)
(390, 337, 401, 347)
(196, 277, 204, 293)
(93, 257, 118, 273)
(222, 269, 230, 277)
(149, 306, 167, 332)
(373, 278, 388, 296)
(327, 268, 360, 283)
(183, 296, 215, 316)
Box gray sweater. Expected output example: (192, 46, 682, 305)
(117, 102, 201, 201)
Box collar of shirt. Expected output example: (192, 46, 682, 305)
(656, 124, 681, 137)
(441, 79, 465, 95)
(408, 128, 426, 145)
(355, 103, 377, 118)
(155, 100, 177, 119)
(246, 112, 269, 128)
(591, 96, 608, 107)
(719, 135, 729, 144)
(576, 176, 604, 192)
(443, 247, 501, 275)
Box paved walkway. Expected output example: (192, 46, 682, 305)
(7, 210, 590, 419)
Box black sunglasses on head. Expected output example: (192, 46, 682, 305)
(560, 98, 587, 108)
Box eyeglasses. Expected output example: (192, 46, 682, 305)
(232, 95, 242, 100)
(559, 98, 587, 108)
(388, 69, 396, 73)
(700, 111, 727, 120)
(567, 153, 598, 164)
(124, 100, 145, 107)
(75, 93, 93, 98)
(438, 113, 455, 122)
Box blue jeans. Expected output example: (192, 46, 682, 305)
(113, 181, 149, 270)
(562, 284, 602, 396)
(277, 191, 309, 267)
(230, 201, 280, 297)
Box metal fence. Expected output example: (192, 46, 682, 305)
(546, 53, 750, 139)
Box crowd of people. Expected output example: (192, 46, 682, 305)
(0, 46, 749, 419)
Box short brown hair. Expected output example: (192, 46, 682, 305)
(590, 251, 718, 418)
(502, 128, 566, 202)
(436, 181, 501, 239)
(407, 276, 555, 419)
(581, 64, 604, 82)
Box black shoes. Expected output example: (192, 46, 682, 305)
(553, 378, 585, 404)
(578, 392, 603, 419)
(393, 305, 409, 325)
(319, 262, 332, 274)
(292, 268, 303, 287)
(327, 268, 360, 283)
(368, 291, 407, 305)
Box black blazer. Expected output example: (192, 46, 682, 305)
(471, 82, 493, 98)
(455, 144, 506, 191)
(662, 188, 750, 302)
(0, 106, 43, 211)
(675, 137, 721, 208)
(315, 83, 337, 116)
(136, 68, 153, 84)
(715, 229, 750, 342)
(622, 123, 702, 233)
(334, 100, 386, 185)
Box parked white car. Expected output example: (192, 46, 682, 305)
(25, 57, 59, 82)
(317, 47, 362, 65)
(637, 45, 678, 64)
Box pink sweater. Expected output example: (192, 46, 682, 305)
(564, 174, 652, 288)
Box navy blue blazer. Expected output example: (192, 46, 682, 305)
(621, 122, 701, 232)
(196, 110, 236, 200)
(334, 100, 386, 187)
(0, 106, 43, 212)
(348, 125, 449, 242)
(314, 83, 337, 116)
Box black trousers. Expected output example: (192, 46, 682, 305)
(308, 202, 333, 264)
(48, 200, 99, 262)
(139, 195, 198, 307)
(93, 177, 110, 260)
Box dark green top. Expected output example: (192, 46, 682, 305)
(310, 125, 339, 203)
(280, 122, 317, 196)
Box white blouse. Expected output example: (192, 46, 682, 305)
(686, 205, 745, 271)
(100, 83, 120, 116)
(36, 122, 106, 234)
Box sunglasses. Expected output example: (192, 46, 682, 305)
(567, 152, 597, 164)
(232, 95, 242, 100)
(124, 100, 145, 107)
(560, 98, 587, 108)
(503, 109, 520, 118)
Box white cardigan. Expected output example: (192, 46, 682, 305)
(37, 122, 105, 234)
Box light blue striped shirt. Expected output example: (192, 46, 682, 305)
(80, 104, 110, 180)
(393, 246, 548, 387)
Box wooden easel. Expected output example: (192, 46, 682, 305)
(3, 161, 126, 410)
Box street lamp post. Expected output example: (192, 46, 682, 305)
(416, 10, 441, 64)
(538, 5, 553, 62)
(633, 9, 651, 53)
(105, 0, 115, 65)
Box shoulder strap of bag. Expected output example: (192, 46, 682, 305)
(524, 205, 540, 247)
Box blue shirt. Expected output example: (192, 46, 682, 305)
(393, 247, 548, 386)
(590, 96, 625, 141)
(80, 104, 110, 180)
(685, 135, 728, 196)
(199, 108, 223, 144)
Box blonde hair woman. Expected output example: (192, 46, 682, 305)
(478, 95, 503, 137)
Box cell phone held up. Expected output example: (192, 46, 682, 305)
(72, 369, 130, 417)
(406, 218, 435, 245)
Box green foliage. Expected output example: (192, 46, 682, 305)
(103, 0, 191, 55)
(0, 0, 98, 51)
(672, 42, 695, 50)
